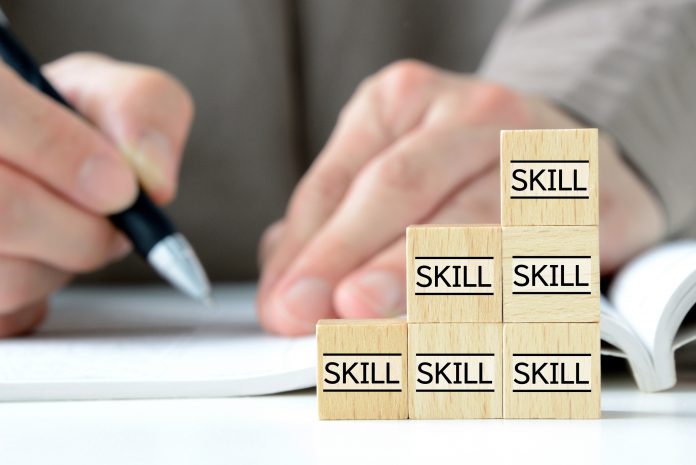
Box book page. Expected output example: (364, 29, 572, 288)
(0, 284, 316, 401)
(600, 296, 663, 391)
(675, 306, 696, 349)
(609, 241, 696, 352)
(608, 241, 696, 390)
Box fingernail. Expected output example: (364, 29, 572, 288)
(121, 131, 174, 196)
(274, 277, 333, 324)
(79, 153, 137, 213)
(346, 271, 403, 317)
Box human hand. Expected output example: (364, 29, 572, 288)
(258, 60, 666, 336)
(0, 53, 193, 337)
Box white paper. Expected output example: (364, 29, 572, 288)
(0, 283, 316, 401)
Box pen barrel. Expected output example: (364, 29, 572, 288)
(109, 190, 176, 257)
(1, 22, 205, 294)
(0, 25, 177, 259)
(0, 26, 71, 107)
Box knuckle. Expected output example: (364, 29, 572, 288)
(450, 190, 500, 223)
(43, 52, 112, 75)
(129, 68, 194, 118)
(354, 74, 377, 96)
(292, 165, 351, 214)
(467, 82, 530, 125)
(336, 96, 359, 125)
(336, 74, 379, 125)
(134, 67, 173, 91)
(59, 51, 111, 66)
(370, 60, 438, 135)
(370, 152, 424, 194)
(378, 60, 437, 98)
(471, 82, 515, 109)
(349, 72, 382, 105)
(106, 66, 195, 138)
(338, 61, 437, 136)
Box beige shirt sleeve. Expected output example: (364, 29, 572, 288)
(479, 0, 696, 235)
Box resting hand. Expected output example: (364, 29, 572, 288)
(258, 60, 665, 336)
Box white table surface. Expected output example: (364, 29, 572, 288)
(1, 373, 695, 465)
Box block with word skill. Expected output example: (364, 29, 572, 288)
(503, 323, 600, 419)
(317, 319, 407, 420)
(407, 225, 501, 323)
(502, 226, 599, 322)
(408, 323, 502, 419)
(501, 128, 598, 226)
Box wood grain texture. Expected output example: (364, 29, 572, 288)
(502, 226, 599, 322)
(503, 323, 601, 419)
(407, 225, 502, 323)
(408, 323, 502, 419)
(501, 129, 598, 226)
(317, 319, 407, 420)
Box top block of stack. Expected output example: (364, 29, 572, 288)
(500, 129, 598, 226)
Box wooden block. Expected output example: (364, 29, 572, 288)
(408, 323, 502, 419)
(316, 319, 407, 420)
(500, 129, 598, 226)
(502, 226, 599, 322)
(407, 225, 502, 323)
(503, 323, 601, 419)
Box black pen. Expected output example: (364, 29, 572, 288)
(0, 11, 211, 303)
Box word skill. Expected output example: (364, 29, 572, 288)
(317, 128, 601, 421)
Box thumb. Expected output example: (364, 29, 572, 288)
(43, 52, 194, 205)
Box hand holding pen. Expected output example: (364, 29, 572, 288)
(0, 15, 209, 337)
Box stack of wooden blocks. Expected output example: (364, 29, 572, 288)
(317, 129, 601, 420)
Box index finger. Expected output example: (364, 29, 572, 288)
(43, 53, 195, 204)
(259, 61, 440, 294)
(0, 63, 137, 214)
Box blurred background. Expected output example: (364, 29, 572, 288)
(0, 0, 510, 282)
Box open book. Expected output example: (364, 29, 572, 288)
(601, 240, 696, 392)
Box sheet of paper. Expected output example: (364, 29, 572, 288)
(0, 283, 316, 401)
